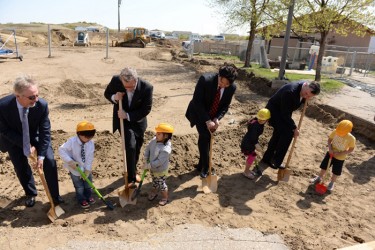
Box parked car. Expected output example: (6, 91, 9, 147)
(212, 35, 225, 41)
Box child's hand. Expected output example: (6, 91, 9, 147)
(84, 170, 91, 177)
(143, 162, 151, 170)
(67, 161, 79, 171)
(255, 144, 262, 152)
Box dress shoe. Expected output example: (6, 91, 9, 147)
(25, 196, 36, 207)
(200, 172, 208, 178)
(53, 196, 64, 205)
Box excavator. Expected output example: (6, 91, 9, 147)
(113, 27, 151, 48)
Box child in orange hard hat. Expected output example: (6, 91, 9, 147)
(310, 120, 356, 191)
(240, 108, 271, 179)
(143, 123, 173, 206)
(59, 121, 96, 208)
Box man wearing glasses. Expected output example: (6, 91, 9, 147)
(0, 75, 63, 207)
(104, 67, 153, 186)
(185, 64, 238, 178)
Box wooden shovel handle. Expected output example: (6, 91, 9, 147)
(118, 99, 129, 187)
(285, 100, 308, 168)
(29, 152, 56, 208)
(208, 129, 214, 176)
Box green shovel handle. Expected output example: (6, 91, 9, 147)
(76, 166, 103, 199)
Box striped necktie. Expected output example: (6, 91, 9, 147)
(209, 88, 221, 119)
(81, 143, 85, 163)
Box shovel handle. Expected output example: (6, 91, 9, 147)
(76, 166, 103, 199)
(119, 99, 129, 187)
(285, 100, 308, 168)
(29, 152, 56, 208)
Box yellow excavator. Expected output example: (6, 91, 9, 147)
(113, 27, 151, 48)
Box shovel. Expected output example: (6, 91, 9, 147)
(277, 100, 308, 182)
(202, 130, 218, 193)
(76, 166, 115, 210)
(315, 154, 333, 195)
(118, 99, 136, 207)
(29, 153, 65, 222)
(131, 169, 148, 201)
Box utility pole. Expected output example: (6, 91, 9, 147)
(278, 0, 295, 80)
(118, 0, 122, 32)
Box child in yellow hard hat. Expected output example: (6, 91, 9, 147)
(310, 120, 356, 191)
(241, 108, 271, 179)
(143, 123, 173, 206)
(59, 121, 96, 208)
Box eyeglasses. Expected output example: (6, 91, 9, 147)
(23, 94, 39, 100)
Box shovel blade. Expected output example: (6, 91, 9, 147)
(315, 183, 327, 195)
(118, 187, 136, 207)
(202, 175, 218, 194)
(277, 168, 291, 182)
(47, 205, 65, 222)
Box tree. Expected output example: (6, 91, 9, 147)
(209, 0, 282, 67)
(292, 0, 375, 81)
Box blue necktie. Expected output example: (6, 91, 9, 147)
(81, 143, 86, 163)
(22, 108, 31, 157)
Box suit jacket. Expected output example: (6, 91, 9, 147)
(185, 73, 236, 127)
(0, 94, 52, 156)
(266, 81, 305, 131)
(104, 75, 153, 135)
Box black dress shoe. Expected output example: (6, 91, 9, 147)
(53, 196, 64, 205)
(200, 172, 208, 178)
(25, 196, 36, 207)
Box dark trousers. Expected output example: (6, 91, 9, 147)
(8, 144, 60, 199)
(196, 122, 212, 174)
(124, 128, 144, 183)
(262, 125, 293, 167)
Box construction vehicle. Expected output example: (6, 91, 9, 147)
(73, 31, 91, 47)
(113, 27, 151, 48)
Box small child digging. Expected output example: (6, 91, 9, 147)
(143, 123, 173, 206)
(240, 108, 271, 179)
(59, 121, 96, 208)
(310, 120, 356, 191)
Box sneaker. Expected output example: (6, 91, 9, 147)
(310, 176, 321, 185)
(253, 166, 263, 176)
(327, 182, 335, 191)
(80, 200, 90, 209)
(88, 197, 95, 205)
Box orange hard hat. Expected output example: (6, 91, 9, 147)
(335, 120, 353, 136)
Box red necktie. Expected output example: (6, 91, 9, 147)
(209, 88, 221, 119)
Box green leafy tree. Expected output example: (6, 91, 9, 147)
(293, 0, 375, 81)
(209, 0, 282, 67)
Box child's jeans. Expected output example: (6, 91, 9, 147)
(70, 173, 92, 203)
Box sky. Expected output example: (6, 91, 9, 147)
(0, 0, 247, 35)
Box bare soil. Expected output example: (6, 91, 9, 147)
(0, 30, 374, 250)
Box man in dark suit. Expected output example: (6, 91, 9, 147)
(185, 64, 238, 178)
(261, 81, 321, 169)
(0, 75, 62, 207)
(104, 67, 153, 185)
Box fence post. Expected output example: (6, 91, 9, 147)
(349, 51, 357, 76)
(105, 28, 109, 59)
(47, 24, 52, 58)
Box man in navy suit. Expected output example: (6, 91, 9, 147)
(0, 75, 62, 207)
(104, 67, 153, 185)
(261, 81, 321, 169)
(186, 64, 238, 178)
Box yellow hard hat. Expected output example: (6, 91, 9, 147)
(76, 121, 95, 132)
(155, 123, 174, 133)
(336, 120, 353, 136)
(257, 108, 271, 120)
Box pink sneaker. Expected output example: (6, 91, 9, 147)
(88, 197, 95, 205)
(81, 200, 90, 209)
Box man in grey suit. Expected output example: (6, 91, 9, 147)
(104, 67, 153, 186)
(185, 64, 238, 178)
(0, 75, 62, 207)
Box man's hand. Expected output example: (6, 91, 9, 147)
(293, 128, 300, 138)
(206, 120, 216, 132)
(118, 109, 128, 120)
(114, 92, 125, 102)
